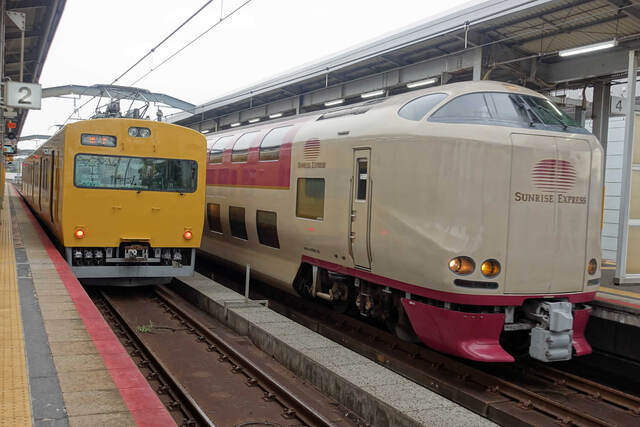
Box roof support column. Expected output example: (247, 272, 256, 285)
(0, 0, 5, 158)
(615, 49, 638, 284)
(472, 47, 483, 81)
(592, 82, 611, 154)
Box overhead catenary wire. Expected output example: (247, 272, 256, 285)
(60, 1, 217, 126)
(167, 1, 639, 119)
(111, 0, 215, 85)
(130, 0, 254, 86)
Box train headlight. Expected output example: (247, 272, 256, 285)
(74, 228, 85, 239)
(588, 258, 598, 275)
(448, 256, 474, 275)
(128, 127, 151, 138)
(183, 230, 193, 240)
(481, 259, 501, 277)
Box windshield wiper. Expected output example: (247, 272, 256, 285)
(511, 95, 537, 127)
(540, 108, 568, 130)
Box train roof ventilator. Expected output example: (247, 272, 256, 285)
(525, 301, 574, 362)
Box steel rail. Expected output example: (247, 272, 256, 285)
(154, 285, 336, 427)
(185, 268, 639, 427)
(527, 363, 640, 415)
(267, 294, 615, 427)
(99, 291, 215, 427)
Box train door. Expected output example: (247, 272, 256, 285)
(41, 157, 49, 214)
(35, 159, 41, 211)
(350, 148, 372, 269)
(49, 151, 56, 223)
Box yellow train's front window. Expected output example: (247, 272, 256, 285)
(74, 154, 197, 193)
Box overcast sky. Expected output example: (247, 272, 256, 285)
(21, 0, 476, 146)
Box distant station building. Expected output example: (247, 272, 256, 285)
(171, 0, 640, 283)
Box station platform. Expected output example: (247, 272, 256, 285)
(0, 184, 175, 427)
(593, 260, 640, 327)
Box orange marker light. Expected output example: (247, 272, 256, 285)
(74, 229, 85, 239)
(183, 230, 193, 240)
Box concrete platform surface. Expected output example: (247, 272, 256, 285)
(595, 261, 640, 327)
(176, 273, 495, 427)
(1, 185, 175, 427)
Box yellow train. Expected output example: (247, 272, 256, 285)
(20, 118, 206, 284)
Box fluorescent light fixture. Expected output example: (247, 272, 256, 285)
(230, 122, 240, 127)
(248, 118, 260, 123)
(269, 112, 283, 119)
(559, 40, 617, 57)
(324, 99, 344, 107)
(361, 89, 384, 99)
(201, 129, 210, 134)
(406, 77, 438, 89)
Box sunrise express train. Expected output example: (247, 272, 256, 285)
(20, 119, 206, 284)
(198, 81, 602, 363)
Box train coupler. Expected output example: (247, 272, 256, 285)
(524, 300, 573, 362)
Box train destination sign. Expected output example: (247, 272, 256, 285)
(5, 82, 42, 110)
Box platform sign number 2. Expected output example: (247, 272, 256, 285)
(5, 81, 42, 110)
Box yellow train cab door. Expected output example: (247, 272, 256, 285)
(350, 148, 372, 269)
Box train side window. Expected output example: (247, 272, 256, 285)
(260, 126, 292, 161)
(256, 210, 279, 248)
(209, 135, 235, 164)
(398, 93, 447, 121)
(207, 203, 222, 233)
(429, 93, 492, 123)
(229, 206, 248, 240)
(356, 159, 368, 200)
(232, 131, 259, 163)
(296, 178, 325, 220)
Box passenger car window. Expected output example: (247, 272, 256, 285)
(207, 203, 222, 233)
(356, 159, 367, 201)
(256, 210, 279, 248)
(429, 93, 492, 123)
(229, 206, 248, 240)
(296, 178, 325, 220)
(209, 135, 235, 164)
(398, 93, 447, 121)
(232, 132, 259, 163)
(260, 126, 292, 161)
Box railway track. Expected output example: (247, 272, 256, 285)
(191, 260, 640, 427)
(93, 286, 363, 427)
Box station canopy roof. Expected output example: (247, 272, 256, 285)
(171, 0, 640, 129)
(5, 0, 66, 136)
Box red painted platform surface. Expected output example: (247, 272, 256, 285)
(13, 186, 175, 426)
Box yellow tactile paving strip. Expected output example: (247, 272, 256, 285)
(10, 186, 140, 426)
(0, 185, 32, 427)
(599, 286, 640, 300)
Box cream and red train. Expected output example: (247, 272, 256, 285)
(200, 81, 602, 363)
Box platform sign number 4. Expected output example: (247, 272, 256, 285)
(5, 81, 42, 110)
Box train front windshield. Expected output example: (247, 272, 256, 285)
(74, 154, 197, 193)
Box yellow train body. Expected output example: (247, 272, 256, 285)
(20, 118, 206, 282)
